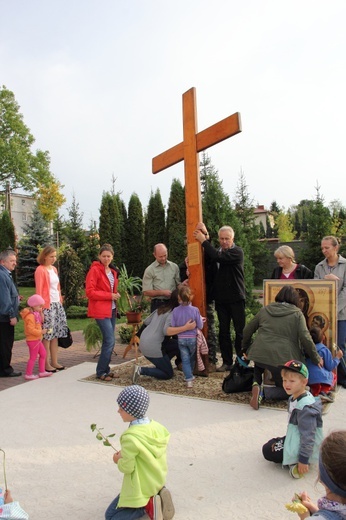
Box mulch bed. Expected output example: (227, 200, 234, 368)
(80, 357, 290, 410)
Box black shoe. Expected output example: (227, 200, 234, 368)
(5, 371, 22, 377)
(216, 363, 233, 372)
(45, 369, 57, 373)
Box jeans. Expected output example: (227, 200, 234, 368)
(337, 320, 346, 383)
(141, 354, 174, 380)
(215, 300, 245, 365)
(337, 320, 346, 350)
(96, 309, 116, 378)
(105, 494, 145, 520)
(179, 337, 196, 381)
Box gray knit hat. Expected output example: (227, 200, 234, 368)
(117, 385, 149, 418)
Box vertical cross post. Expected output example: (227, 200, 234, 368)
(152, 87, 241, 317)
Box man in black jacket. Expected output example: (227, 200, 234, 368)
(194, 224, 245, 372)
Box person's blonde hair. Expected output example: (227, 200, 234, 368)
(322, 236, 339, 247)
(178, 285, 193, 304)
(274, 245, 296, 263)
(37, 245, 56, 265)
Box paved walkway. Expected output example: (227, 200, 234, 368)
(1, 330, 346, 519)
(0, 329, 136, 392)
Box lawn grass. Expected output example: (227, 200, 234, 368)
(15, 287, 127, 341)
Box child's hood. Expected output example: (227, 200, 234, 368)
(20, 307, 33, 320)
(123, 420, 170, 458)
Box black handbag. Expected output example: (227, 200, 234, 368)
(222, 358, 254, 394)
(58, 328, 73, 349)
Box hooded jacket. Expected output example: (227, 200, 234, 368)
(20, 307, 43, 341)
(117, 420, 170, 508)
(283, 391, 323, 466)
(306, 342, 340, 386)
(242, 302, 321, 366)
(85, 261, 119, 319)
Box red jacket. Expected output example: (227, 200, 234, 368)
(86, 261, 119, 319)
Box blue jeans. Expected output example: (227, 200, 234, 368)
(337, 320, 346, 350)
(179, 337, 196, 381)
(141, 354, 174, 380)
(105, 494, 145, 520)
(96, 309, 116, 378)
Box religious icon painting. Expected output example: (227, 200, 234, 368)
(263, 279, 337, 350)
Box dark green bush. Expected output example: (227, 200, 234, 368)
(66, 306, 88, 319)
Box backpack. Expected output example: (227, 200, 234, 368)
(222, 358, 254, 394)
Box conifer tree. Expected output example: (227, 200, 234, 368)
(126, 193, 144, 277)
(0, 210, 15, 251)
(58, 245, 85, 307)
(84, 219, 100, 267)
(17, 205, 52, 286)
(115, 194, 127, 266)
(300, 188, 332, 270)
(200, 152, 238, 242)
(166, 178, 186, 265)
(234, 172, 269, 292)
(64, 195, 88, 270)
(99, 192, 122, 266)
(144, 189, 165, 265)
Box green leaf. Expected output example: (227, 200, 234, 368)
(107, 433, 116, 438)
(103, 440, 111, 446)
(90, 424, 96, 431)
(96, 433, 103, 441)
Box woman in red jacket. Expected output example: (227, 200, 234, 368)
(34, 245, 68, 372)
(86, 244, 121, 380)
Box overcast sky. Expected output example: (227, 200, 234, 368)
(1, 1, 345, 226)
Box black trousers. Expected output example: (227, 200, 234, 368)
(253, 363, 284, 387)
(262, 436, 286, 463)
(215, 300, 245, 365)
(0, 321, 15, 376)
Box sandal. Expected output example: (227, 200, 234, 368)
(108, 372, 120, 379)
(98, 374, 113, 382)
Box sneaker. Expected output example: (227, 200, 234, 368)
(186, 380, 193, 388)
(24, 374, 39, 380)
(145, 495, 163, 520)
(132, 364, 141, 384)
(319, 391, 334, 403)
(216, 363, 233, 372)
(39, 371, 53, 378)
(289, 464, 303, 479)
(159, 487, 175, 520)
(250, 383, 260, 410)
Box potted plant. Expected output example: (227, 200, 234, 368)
(83, 320, 103, 356)
(117, 265, 143, 324)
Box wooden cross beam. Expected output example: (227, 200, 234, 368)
(152, 87, 241, 317)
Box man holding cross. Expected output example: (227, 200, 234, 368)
(194, 223, 246, 371)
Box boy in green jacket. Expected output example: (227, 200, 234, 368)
(105, 385, 175, 520)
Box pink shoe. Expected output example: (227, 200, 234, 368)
(25, 374, 39, 380)
(39, 371, 53, 378)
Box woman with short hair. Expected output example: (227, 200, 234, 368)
(271, 245, 313, 279)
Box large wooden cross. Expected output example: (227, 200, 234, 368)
(152, 87, 241, 317)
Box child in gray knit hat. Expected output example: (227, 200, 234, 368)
(105, 385, 175, 520)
